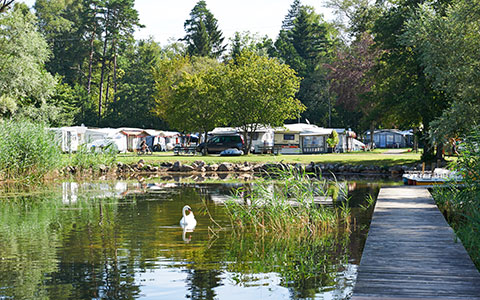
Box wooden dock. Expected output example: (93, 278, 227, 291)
(352, 186, 480, 300)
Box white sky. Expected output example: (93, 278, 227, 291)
(20, 0, 334, 45)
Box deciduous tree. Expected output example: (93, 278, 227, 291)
(227, 51, 304, 154)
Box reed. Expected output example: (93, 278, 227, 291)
(0, 120, 61, 180)
(224, 169, 351, 238)
(66, 143, 117, 170)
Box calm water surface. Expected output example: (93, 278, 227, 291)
(0, 178, 383, 300)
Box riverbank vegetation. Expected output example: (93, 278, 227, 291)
(0, 120, 117, 182)
(432, 129, 480, 269)
(224, 170, 351, 238)
(0, 120, 61, 180)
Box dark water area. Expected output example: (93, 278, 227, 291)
(0, 178, 386, 300)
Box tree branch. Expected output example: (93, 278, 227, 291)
(0, 0, 14, 13)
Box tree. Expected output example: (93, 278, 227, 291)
(0, 4, 56, 109)
(227, 51, 304, 154)
(182, 0, 225, 58)
(282, 0, 301, 30)
(402, 0, 480, 142)
(274, 4, 337, 126)
(96, 0, 141, 123)
(369, 0, 449, 161)
(34, 0, 90, 86)
(159, 58, 227, 146)
(228, 31, 273, 62)
(0, 0, 14, 13)
(326, 32, 380, 135)
(108, 39, 166, 129)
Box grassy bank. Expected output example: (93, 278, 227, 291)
(116, 148, 423, 167)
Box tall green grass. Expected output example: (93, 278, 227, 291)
(432, 128, 480, 269)
(224, 170, 351, 238)
(0, 120, 61, 180)
(66, 143, 117, 171)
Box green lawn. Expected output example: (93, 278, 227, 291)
(117, 149, 425, 167)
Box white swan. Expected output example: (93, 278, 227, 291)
(179, 205, 197, 229)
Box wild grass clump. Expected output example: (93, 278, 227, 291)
(67, 143, 117, 171)
(432, 128, 480, 269)
(0, 119, 61, 180)
(224, 169, 350, 238)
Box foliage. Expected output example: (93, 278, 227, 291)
(403, 0, 480, 142)
(67, 143, 117, 170)
(0, 119, 61, 180)
(432, 127, 480, 269)
(0, 4, 56, 108)
(34, 0, 88, 86)
(327, 129, 339, 148)
(155, 56, 227, 139)
(273, 3, 337, 125)
(326, 33, 380, 130)
(228, 31, 273, 61)
(225, 170, 350, 237)
(227, 51, 304, 153)
(368, 0, 449, 160)
(107, 39, 166, 129)
(182, 0, 225, 58)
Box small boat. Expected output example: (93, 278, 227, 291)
(402, 168, 463, 185)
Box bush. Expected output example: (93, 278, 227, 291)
(0, 120, 61, 180)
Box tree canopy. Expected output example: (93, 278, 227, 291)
(181, 0, 225, 58)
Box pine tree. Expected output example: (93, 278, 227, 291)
(281, 0, 301, 30)
(182, 0, 225, 58)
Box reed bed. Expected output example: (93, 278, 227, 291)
(224, 170, 351, 238)
(0, 120, 61, 181)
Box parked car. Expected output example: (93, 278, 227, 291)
(196, 135, 244, 154)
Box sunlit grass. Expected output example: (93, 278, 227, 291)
(115, 148, 424, 167)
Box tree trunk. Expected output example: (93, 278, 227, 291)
(203, 130, 208, 155)
(98, 9, 110, 123)
(105, 74, 110, 106)
(243, 130, 250, 155)
(413, 127, 418, 153)
(87, 5, 97, 94)
(436, 142, 444, 166)
(370, 123, 375, 149)
(112, 39, 118, 104)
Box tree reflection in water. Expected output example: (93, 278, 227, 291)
(0, 180, 377, 300)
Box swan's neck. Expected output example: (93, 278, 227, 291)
(183, 208, 187, 218)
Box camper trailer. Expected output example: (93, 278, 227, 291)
(50, 127, 80, 153)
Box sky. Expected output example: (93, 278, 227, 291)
(20, 0, 335, 45)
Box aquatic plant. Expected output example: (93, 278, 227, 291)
(0, 119, 61, 180)
(432, 127, 480, 269)
(224, 169, 351, 237)
(66, 143, 117, 171)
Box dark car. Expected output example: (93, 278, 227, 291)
(196, 135, 244, 154)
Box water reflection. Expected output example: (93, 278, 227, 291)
(0, 179, 380, 300)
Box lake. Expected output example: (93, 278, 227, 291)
(0, 177, 385, 300)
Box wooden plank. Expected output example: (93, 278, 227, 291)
(352, 186, 480, 299)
